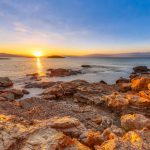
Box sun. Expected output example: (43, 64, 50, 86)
(33, 51, 43, 58)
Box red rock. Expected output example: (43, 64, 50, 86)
(131, 75, 150, 91)
(22, 89, 30, 94)
(117, 83, 131, 92)
(127, 94, 150, 107)
(47, 116, 87, 138)
(0, 77, 13, 87)
(46, 68, 81, 77)
(96, 128, 150, 150)
(121, 114, 150, 131)
(80, 130, 101, 147)
(104, 92, 129, 109)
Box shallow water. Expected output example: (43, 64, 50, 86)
(0, 57, 150, 84)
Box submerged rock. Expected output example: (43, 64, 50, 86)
(25, 81, 58, 89)
(46, 68, 81, 77)
(0, 89, 24, 100)
(81, 65, 92, 68)
(0, 77, 13, 87)
(116, 77, 130, 84)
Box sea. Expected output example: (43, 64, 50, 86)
(0, 57, 150, 84)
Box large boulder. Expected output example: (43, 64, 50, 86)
(131, 75, 150, 91)
(127, 94, 150, 107)
(0, 115, 91, 150)
(133, 66, 149, 73)
(47, 116, 86, 138)
(103, 92, 129, 109)
(79, 130, 101, 147)
(121, 114, 150, 131)
(0, 77, 13, 87)
(95, 128, 150, 150)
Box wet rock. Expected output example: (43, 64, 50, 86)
(131, 75, 150, 91)
(46, 68, 81, 77)
(99, 80, 107, 84)
(0, 89, 24, 100)
(81, 65, 92, 68)
(116, 77, 130, 84)
(121, 114, 150, 131)
(26, 73, 39, 77)
(22, 89, 30, 94)
(133, 66, 149, 73)
(25, 81, 58, 89)
(0, 77, 13, 87)
(26, 73, 41, 81)
(103, 92, 129, 109)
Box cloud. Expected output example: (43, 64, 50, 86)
(13, 22, 29, 33)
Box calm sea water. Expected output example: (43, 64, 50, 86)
(0, 57, 150, 84)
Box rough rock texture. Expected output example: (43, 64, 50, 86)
(0, 77, 13, 87)
(0, 115, 90, 150)
(47, 116, 87, 138)
(127, 94, 150, 108)
(103, 92, 129, 109)
(131, 75, 150, 91)
(96, 128, 150, 150)
(0, 66, 150, 149)
(121, 114, 150, 131)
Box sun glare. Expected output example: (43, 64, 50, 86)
(33, 51, 43, 57)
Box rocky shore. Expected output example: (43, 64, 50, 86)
(0, 66, 150, 150)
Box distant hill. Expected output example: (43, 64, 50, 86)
(47, 55, 65, 58)
(85, 52, 150, 58)
(0, 53, 26, 57)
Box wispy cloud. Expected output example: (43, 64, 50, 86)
(13, 22, 29, 33)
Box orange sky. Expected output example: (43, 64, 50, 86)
(0, 43, 150, 57)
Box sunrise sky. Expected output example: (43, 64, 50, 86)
(0, 0, 150, 56)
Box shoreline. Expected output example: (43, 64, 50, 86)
(0, 66, 150, 149)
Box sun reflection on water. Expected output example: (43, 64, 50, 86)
(36, 58, 44, 76)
